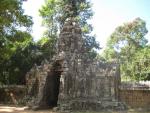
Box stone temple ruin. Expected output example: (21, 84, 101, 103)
(26, 18, 124, 111)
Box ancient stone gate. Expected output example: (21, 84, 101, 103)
(26, 18, 124, 110)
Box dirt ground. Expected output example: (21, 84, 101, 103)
(0, 106, 55, 113)
(0, 106, 150, 113)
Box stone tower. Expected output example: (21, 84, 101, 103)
(26, 18, 124, 110)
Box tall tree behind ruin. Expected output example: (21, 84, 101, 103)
(39, 0, 100, 59)
(102, 18, 150, 80)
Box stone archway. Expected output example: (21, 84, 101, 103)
(42, 61, 62, 108)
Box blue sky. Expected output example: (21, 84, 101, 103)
(23, 0, 150, 49)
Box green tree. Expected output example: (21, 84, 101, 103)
(103, 18, 148, 61)
(39, 0, 99, 59)
(0, 0, 33, 84)
(102, 18, 149, 81)
(131, 46, 150, 80)
(0, 0, 33, 63)
(37, 36, 56, 60)
(7, 40, 44, 84)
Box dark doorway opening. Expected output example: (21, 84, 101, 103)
(44, 61, 62, 108)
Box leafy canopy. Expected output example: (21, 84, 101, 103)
(0, 0, 33, 84)
(102, 18, 150, 81)
(0, 0, 33, 62)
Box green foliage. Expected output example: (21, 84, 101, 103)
(103, 18, 148, 61)
(102, 18, 150, 81)
(130, 46, 150, 80)
(0, 0, 34, 84)
(121, 46, 150, 81)
(37, 36, 57, 60)
(0, 0, 33, 63)
(0, 38, 46, 84)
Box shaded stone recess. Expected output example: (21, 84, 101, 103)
(26, 18, 124, 111)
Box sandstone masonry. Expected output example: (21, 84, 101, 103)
(26, 18, 125, 111)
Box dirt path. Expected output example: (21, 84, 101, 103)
(0, 106, 150, 113)
(0, 106, 56, 113)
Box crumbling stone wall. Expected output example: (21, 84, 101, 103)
(119, 82, 150, 109)
(0, 85, 26, 104)
(26, 60, 62, 109)
(58, 60, 122, 110)
(26, 18, 124, 110)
